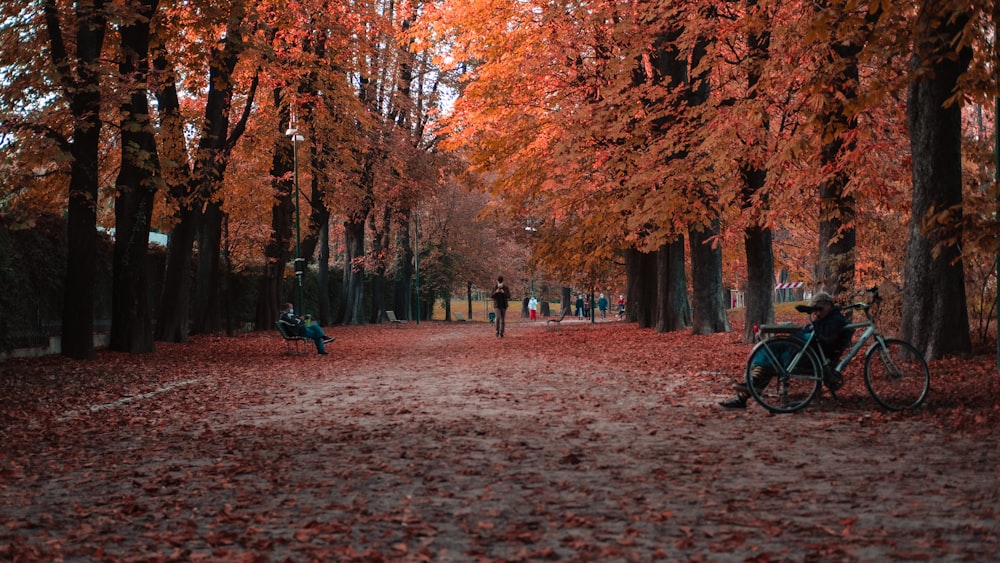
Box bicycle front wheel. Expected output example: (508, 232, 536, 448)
(864, 338, 930, 411)
(745, 337, 822, 413)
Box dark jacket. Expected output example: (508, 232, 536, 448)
(492, 284, 511, 309)
(279, 310, 305, 336)
(802, 308, 850, 358)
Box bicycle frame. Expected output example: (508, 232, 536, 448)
(759, 313, 880, 378)
(832, 321, 875, 374)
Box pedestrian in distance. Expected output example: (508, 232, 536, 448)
(597, 293, 609, 320)
(492, 276, 512, 338)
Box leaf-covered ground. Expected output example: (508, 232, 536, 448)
(1, 318, 998, 561)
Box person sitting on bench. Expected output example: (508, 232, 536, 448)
(280, 302, 334, 355)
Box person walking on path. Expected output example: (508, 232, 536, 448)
(280, 303, 335, 355)
(597, 293, 609, 320)
(528, 296, 538, 321)
(492, 276, 512, 337)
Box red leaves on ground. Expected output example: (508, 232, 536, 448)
(1, 318, 998, 560)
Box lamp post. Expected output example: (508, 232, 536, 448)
(285, 117, 305, 313)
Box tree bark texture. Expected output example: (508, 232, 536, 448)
(744, 225, 775, 343)
(394, 211, 414, 321)
(901, 4, 973, 359)
(340, 215, 367, 325)
(317, 221, 331, 326)
(689, 222, 729, 335)
(656, 240, 689, 333)
(626, 248, 657, 330)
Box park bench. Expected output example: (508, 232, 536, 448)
(276, 320, 308, 355)
(386, 310, 405, 325)
(454, 312, 466, 321)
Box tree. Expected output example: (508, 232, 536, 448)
(736, 0, 776, 342)
(110, 0, 161, 354)
(902, 2, 974, 359)
(43, 0, 109, 359)
(154, 0, 258, 339)
(812, 1, 879, 299)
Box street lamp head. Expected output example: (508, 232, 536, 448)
(285, 127, 297, 136)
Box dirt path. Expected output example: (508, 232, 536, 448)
(1, 320, 997, 561)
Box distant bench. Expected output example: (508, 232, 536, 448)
(276, 320, 307, 355)
(546, 308, 570, 330)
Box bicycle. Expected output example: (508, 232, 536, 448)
(745, 287, 930, 414)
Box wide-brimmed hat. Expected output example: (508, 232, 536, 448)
(810, 291, 834, 306)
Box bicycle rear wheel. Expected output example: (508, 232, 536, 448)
(864, 338, 930, 410)
(745, 337, 822, 413)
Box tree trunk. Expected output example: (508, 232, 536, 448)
(340, 214, 367, 324)
(560, 287, 572, 316)
(902, 4, 972, 360)
(626, 248, 657, 329)
(192, 201, 224, 334)
(156, 208, 196, 342)
(816, 1, 871, 300)
(45, 0, 109, 359)
(744, 225, 775, 342)
(467, 281, 474, 319)
(183, 0, 247, 335)
(689, 221, 729, 335)
(818, 174, 856, 299)
(394, 210, 414, 321)
(152, 49, 195, 343)
(318, 221, 331, 326)
(656, 240, 689, 332)
(369, 206, 390, 324)
(739, 4, 773, 343)
(110, 0, 160, 354)
(254, 96, 294, 331)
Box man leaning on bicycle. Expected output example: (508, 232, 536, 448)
(720, 291, 849, 410)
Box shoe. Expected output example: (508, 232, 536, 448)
(318, 351, 328, 355)
(719, 397, 747, 409)
(824, 371, 843, 392)
(323, 336, 335, 343)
